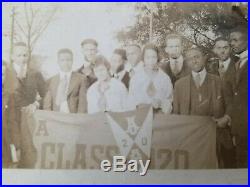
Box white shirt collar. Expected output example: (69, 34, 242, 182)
(59, 71, 72, 80)
(191, 68, 207, 86)
(83, 58, 92, 67)
(238, 50, 248, 68)
(239, 50, 248, 60)
(219, 57, 231, 72)
(125, 61, 143, 72)
(13, 62, 27, 77)
(169, 55, 184, 73)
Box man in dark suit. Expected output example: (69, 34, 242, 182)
(77, 38, 98, 87)
(3, 42, 46, 167)
(173, 47, 230, 127)
(123, 44, 144, 90)
(229, 27, 248, 168)
(212, 37, 238, 168)
(161, 34, 190, 86)
(2, 60, 12, 168)
(109, 48, 129, 89)
(44, 49, 87, 113)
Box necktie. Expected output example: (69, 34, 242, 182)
(147, 81, 156, 98)
(129, 69, 135, 77)
(56, 75, 68, 106)
(171, 60, 179, 76)
(113, 73, 119, 79)
(218, 63, 225, 76)
(194, 73, 201, 89)
(82, 66, 93, 77)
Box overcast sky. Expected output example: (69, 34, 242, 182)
(2, 2, 137, 78)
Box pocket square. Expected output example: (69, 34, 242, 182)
(217, 95, 222, 100)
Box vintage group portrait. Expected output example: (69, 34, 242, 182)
(2, 2, 248, 184)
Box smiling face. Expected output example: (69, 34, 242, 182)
(230, 31, 247, 54)
(82, 43, 98, 62)
(144, 49, 158, 70)
(185, 49, 205, 73)
(165, 38, 183, 59)
(94, 64, 109, 82)
(213, 40, 231, 61)
(57, 52, 73, 72)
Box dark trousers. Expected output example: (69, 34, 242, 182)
(220, 145, 237, 168)
(235, 135, 248, 168)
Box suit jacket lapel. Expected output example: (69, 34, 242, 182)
(184, 75, 191, 114)
(206, 74, 213, 102)
(67, 73, 77, 96)
(236, 61, 247, 85)
(5, 65, 21, 93)
(52, 75, 60, 100)
(224, 59, 235, 80)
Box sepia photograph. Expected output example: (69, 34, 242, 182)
(2, 2, 248, 184)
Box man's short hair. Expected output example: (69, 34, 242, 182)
(184, 47, 204, 57)
(165, 33, 183, 45)
(113, 48, 127, 61)
(126, 44, 141, 51)
(57, 48, 73, 58)
(230, 26, 248, 39)
(213, 37, 229, 47)
(94, 55, 111, 70)
(81, 38, 98, 47)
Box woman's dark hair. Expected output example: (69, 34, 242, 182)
(94, 55, 111, 70)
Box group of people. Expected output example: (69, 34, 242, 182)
(2, 26, 247, 169)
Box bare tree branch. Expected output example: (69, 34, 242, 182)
(189, 24, 215, 42)
(24, 2, 31, 28)
(30, 7, 58, 51)
(15, 19, 28, 37)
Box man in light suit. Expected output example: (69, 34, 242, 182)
(44, 48, 87, 113)
(161, 33, 190, 86)
(229, 26, 248, 168)
(173, 48, 230, 126)
(3, 42, 47, 167)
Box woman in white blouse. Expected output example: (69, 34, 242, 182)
(87, 55, 128, 114)
(128, 43, 173, 113)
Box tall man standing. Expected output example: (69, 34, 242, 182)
(212, 37, 238, 168)
(162, 34, 190, 86)
(229, 27, 248, 168)
(3, 42, 46, 167)
(78, 38, 98, 87)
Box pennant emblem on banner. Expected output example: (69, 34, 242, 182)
(106, 107, 153, 160)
